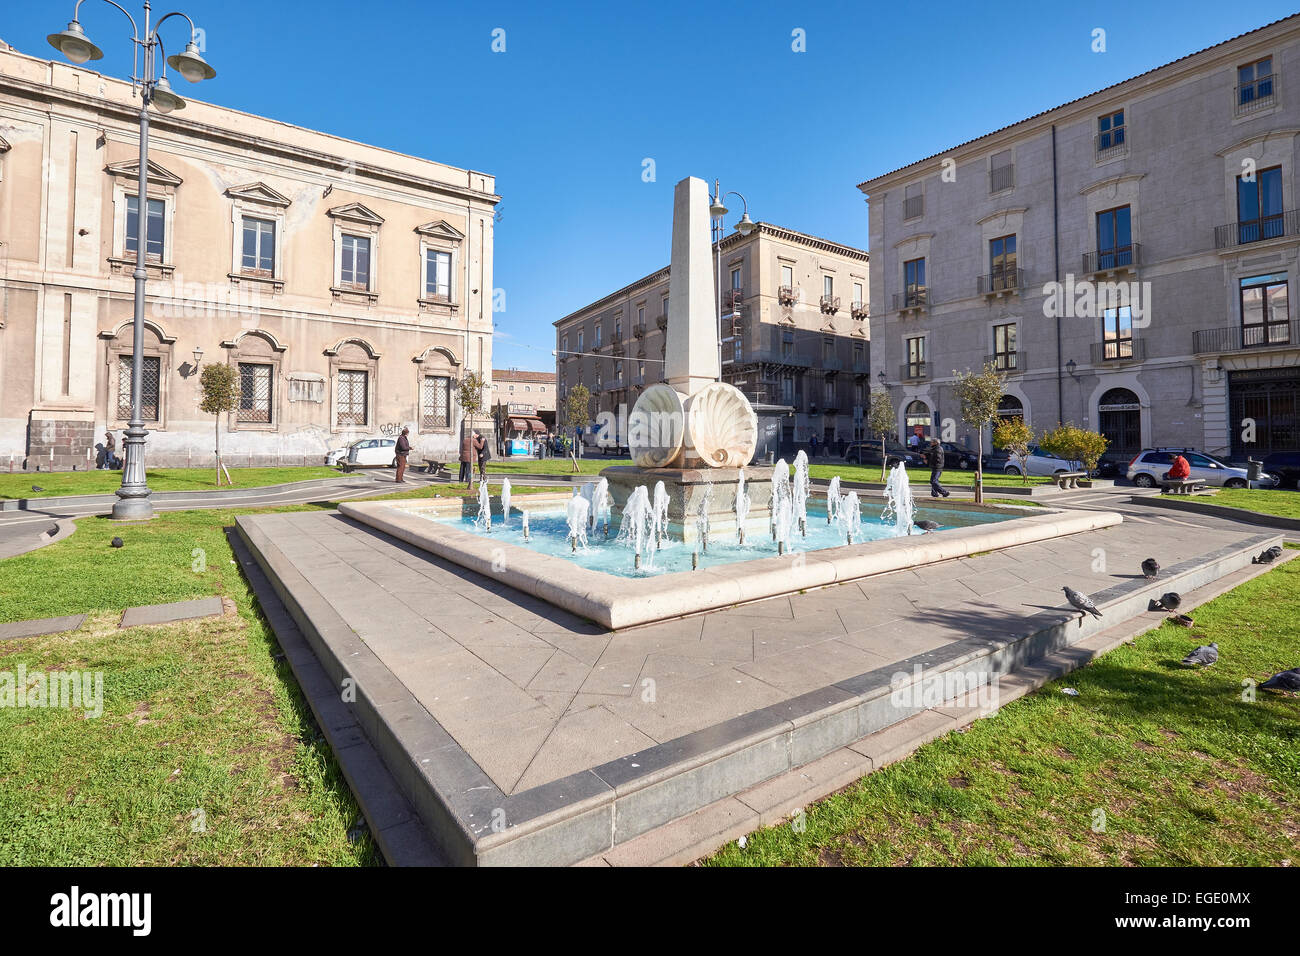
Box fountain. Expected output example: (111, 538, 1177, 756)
(651, 481, 670, 550)
(500, 478, 512, 527)
(792, 450, 810, 538)
(826, 476, 840, 525)
(881, 462, 916, 536)
(617, 485, 653, 569)
(522, 509, 531, 541)
(734, 469, 751, 545)
(592, 477, 611, 537)
(696, 482, 713, 552)
(565, 495, 590, 552)
(770, 458, 790, 541)
(476, 481, 492, 532)
(838, 490, 862, 544)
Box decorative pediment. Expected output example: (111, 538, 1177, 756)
(327, 202, 384, 226)
(104, 158, 182, 187)
(414, 219, 465, 241)
(226, 181, 291, 207)
(220, 328, 287, 352)
(324, 336, 381, 359)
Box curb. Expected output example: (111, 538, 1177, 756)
(0, 473, 377, 512)
(1133, 494, 1300, 533)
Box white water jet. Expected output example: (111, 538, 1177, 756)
(696, 482, 713, 551)
(500, 477, 512, 527)
(476, 481, 492, 532)
(579, 481, 597, 529)
(591, 477, 611, 534)
(565, 495, 590, 551)
(773, 494, 793, 554)
(838, 490, 862, 544)
(792, 450, 810, 536)
(735, 469, 751, 545)
(522, 509, 531, 541)
(826, 475, 841, 525)
(881, 462, 915, 536)
(617, 485, 653, 568)
(651, 480, 670, 548)
(770, 458, 790, 538)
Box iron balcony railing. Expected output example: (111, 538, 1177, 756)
(1192, 320, 1298, 354)
(1094, 128, 1128, 162)
(748, 349, 813, 368)
(977, 268, 1024, 295)
(903, 195, 924, 219)
(989, 164, 1015, 193)
(1235, 72, 1277, 116)
(851, 301, 869, 320)
(893, 288, 928, 311)
(821, 356, 843, 373)
(777, 285, 796, 305)
(1090, 338, 1147, 363)
(820, 295, 840, 315)
(1214, 209, 1300, 249)
(984, 351, 1025, 373)
(900, 362, 928, 381)
(632, 322, 646, 338)
(1082, 243, 1139, 274)
(851, 355, 871, 375)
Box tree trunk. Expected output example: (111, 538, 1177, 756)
(214, 414, 222, 487)
(880, 437, 887, 482)
(975, 438, 984, 504)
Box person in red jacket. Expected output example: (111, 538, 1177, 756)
(1167, 454, 1191, 480)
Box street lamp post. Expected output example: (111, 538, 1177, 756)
(48, 0, 216, 520)
(708, 182, 756, 384)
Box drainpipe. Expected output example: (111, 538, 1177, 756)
(1052, 124, 1063, 426)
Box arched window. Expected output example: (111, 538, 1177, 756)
(1098, 388, 1141, 458)
(905, 400, 932, 447)
(997, 394, 1024, 423)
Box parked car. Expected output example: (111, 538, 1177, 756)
(1126, 448, 1279, 489)
(842, 440, 925, 469)
(938, 442, 978, 470)
(999, 444, 1083, 477)
(1262, 451, 1300, 489)
(326, 437, 399, 470)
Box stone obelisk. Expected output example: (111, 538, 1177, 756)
(663, 176, 720, 397)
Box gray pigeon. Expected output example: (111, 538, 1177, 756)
(914, 519, 939, 533)
(31, 485, 43, 492)
(1182, 642, 1218, 666)
(1260, 668, 1300, 692)
(110, 537, 124, 548)
(1063, 586, 1103, 619)
(1141, 558, 1160, 580)
(1154, 591, 1182, 611)
(1252, 546, 1284, 565)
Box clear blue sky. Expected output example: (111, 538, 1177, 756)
(6, 1, 1297, 370)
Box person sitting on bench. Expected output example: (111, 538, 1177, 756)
(1164, 454, 1190, 482)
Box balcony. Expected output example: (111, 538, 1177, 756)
(778, 285, 797, 306)
(893, 288, 928, 313)
(1090, 338, 1147, 364)
(820, 295, 841, 315)
(989, 164, 1015, 193)
(1094, 128, 1128, 162)
(655, 313, 667, 330)
(1082, 243, 1139, 275)
(746, 349, 812, 369)
(821, 356, 843, 375)
(851, 301, 869, 321)
(984, 351, 1026, 374)
(852, 355, 871, 376)
(1235, 72, 1277, 116)
(1214, 210, 1300, 249)
(632, 321, 646, 339)
(977, 268, 1024, 297)
(900, 362, 929, 382)
(903, 195, 924, 220)
(1193, 320, 1299, 354)
(611, 340, 625, 356)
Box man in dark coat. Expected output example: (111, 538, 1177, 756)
(394, 427, 411, 483)
(460, 430, 476, 486)
(927, 437, 949, 498)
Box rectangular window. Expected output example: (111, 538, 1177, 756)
(1238, 56, 1274, 108)
(853, 282, 863, 306)
(781, 374, 794, 405)
(904, 182, 923, 219)
(421, 375, 451, 429)
(903, 257, 926, 306)
(1240, 273, 1291, 347)
(424, 249, 451, 299)
(1101, 307, 1134, 359)
(237, 363, 273, 423)
(781, 264, 793, 287)
(595, 325, 602, 347)
(990, 149, 1014, 192)
(578, 330, 584, 352)
(731, 267, 741, 290)
(340, 235, 371, 289)
(117, 355, 160, 421)
(1098, 109, 1125, 152)
(906, 336, 926, 377)
(615, 318, 622, 339)
(561, 334, 568, 355)
(989, 235, 1017, 289)
(822, 337, 834, 361)
(337, 369, 368, 426)
(823, 275, 834, 298)
(823, 379, 834, 404)
(637, 306, 645, 326)
(1236, 166, 1283, 243)
(241, 217, 275, 275)
(616, 364, 624, 384)
(781, 328, 794, 359)
(993, 322, 1018, 369)
(733, 337, 743, 362)
(1096, 206, 1133, 268)
(125, 196, 165, 261)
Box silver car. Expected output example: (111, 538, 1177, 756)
(1126, 449, 1278, 489)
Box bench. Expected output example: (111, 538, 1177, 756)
(1160, 478, 1206, 495)
(422, 459, 449, 478)
(1055, 470, 1089, 490)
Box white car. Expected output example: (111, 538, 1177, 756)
(1001, 444, 1083, 477)
(327, 437, 398, 470)
(1126, 449, 1279, 489)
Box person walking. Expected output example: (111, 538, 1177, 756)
(474, 430, 492, 483)
(809, 434, 819, 460)
(459, 429, 475, 486)
(394, 427, 411, 483)
(927, 437, 950, 498)
(103, 431, 119, 469)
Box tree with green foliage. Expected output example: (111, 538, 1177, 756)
(198, 363, 238, 486)
(1039, 423, 1109, 475)
(864, 388, 895, 480)
(992, 416, 1034, 485)
(562, 384, 592, 473)
(951, 361, 1008, 503)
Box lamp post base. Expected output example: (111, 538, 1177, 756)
(111, 423, 154, 520)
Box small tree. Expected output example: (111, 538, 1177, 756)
(1040, 423, 1109, 475)
(563, 384, 592, 473)
(864, 388, 895, 480)
(992, 416, 1034, 485)
(457, 370, 487, 482)
(951, 362, 1008, 504)
(199, 363, 238, 486)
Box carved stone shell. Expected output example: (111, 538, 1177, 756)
(628, 383, 686, 468)
(685, 382, 757, 468)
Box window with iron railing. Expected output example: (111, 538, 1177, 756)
(902, 257, 926, 307)
(992, 323, 1018, 369)
(989, 235, 1017, 291)
(1240, 274, 1291, 347)
(237, 363, 273, 424)
(1101, 307, 1134, 360)
(990, 163, 1014, 193)
(1235, 166, 1284, 244)
(1094, 206, 1133, 270)
(337, 369, 369, 426)
(904, 182, 923, 220)
(1096, 109, 1125, 160)
(906, 336, 926, 378)
(421, 374, 451, 429)
(1237, 57, 1275, 114)
(117, 354, 160, 421)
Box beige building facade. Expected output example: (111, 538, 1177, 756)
(554, 222, 869, 457)
(860, 14, 1300, 464)
(0, 44, 497, 470)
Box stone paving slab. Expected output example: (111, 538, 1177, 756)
(119, 597, 225, 629)
(0, 614, 86, 641)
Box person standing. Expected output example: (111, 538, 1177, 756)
(927, 437, 949, 498)
(104, 431, 119, 469)
(394, 427, 411, 483)
(809, 434, 818, 460)
(474, 430, 491, 483)
(459, 429, 475, 486)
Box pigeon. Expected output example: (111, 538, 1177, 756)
(1260, 668, 1300, 693)
(1252, 546, 1284, 565)
(31, 485, 43, 492)
(1182, 642, 1218, 667)
(1151, 591, 1182, 612)
(1063, 586, 1103, 619)
(1141, 558, 1160, 580)
(914, 519, 939, 533)
(110, 537, 124, 548)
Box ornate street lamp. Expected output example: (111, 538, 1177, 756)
(50, 1, 216, 520)
(710, 181, 756, 383)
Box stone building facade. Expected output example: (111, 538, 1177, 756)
(859, 14, 1300, 463)
(0, 44, 497, 471)
(553, 222, 869, 457)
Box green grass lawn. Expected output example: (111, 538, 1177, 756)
(1168, 487, 1300, 521)
(809, 463, 1051, 488)
(486, 457, 629, 476)
(0, 466, 343, 500)
(705, 550, 1300, 867)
